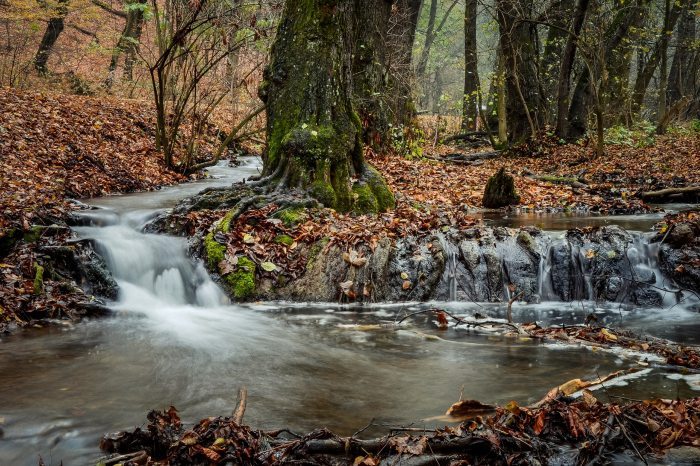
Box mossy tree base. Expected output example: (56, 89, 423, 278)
(258, 0, 394, 215)
(483, 167, 520, 208)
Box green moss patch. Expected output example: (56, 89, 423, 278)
(224, 256, 256, 300)
(203, 232, 226, 271)
(274, 234, 295, 246)
(274, 207, 307, 227)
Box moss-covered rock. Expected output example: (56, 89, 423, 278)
(224, 256, 256, 300)
(482, 167, 520, 208)
(23, 226, 45, 243)
(352, 183, 379, 214)
(364, 165, 395, 212)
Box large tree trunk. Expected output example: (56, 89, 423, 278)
(34, 0, 69, 73)
(496, 0, 543, 144)
(259, 0, 394, 214)
(353, 0, 393, 148)
(554, 0, 589, 138)
(462, 0, 479, 130)
(387, 0, 421, 127)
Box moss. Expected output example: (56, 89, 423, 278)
(352, 182, 379, 214)
(33, 263, 44, 295)
(482, 167, 520, 208)
(307, 237, 330, 267)
(23, 226, 44, 243)
(516, 230, 537, 252)
(203, 232, 226, 271)
(364, 165, 395, 212)
(309, 179, 337, 208)
(224, 256, 256, 300)
(274, 234, 295, 246)
(218, 210, 236, 233)
(274, 207, 306, 227)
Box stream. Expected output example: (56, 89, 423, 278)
(1, 158, 699, 465)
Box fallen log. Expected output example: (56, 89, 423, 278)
(442, 131, 489, 143)
(425, 150, 502, 165)
(640, 185, 700, 202)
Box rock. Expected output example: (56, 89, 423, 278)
(667, 222, 696, 247)
(482, 168, 520, 208)
(665, 446, 700, 465)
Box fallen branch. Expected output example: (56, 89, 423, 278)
(640, 185, 700, 202)
(233, 387, 248, 424)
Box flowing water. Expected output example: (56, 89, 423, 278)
(1, 159, 699, 465)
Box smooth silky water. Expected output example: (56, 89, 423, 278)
(1, 159, 698, 465)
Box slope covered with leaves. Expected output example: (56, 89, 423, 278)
(0, 88, 187, 234)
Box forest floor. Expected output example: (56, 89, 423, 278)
(2, 88, 700, 332)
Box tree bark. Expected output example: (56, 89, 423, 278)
(554, 0, 589, 138)
(259, 0, 394, 214)
(496, 0, 543, 144)
(667, 4, 696, 107)
(34, 0, 69, 73)
(566, 0, 649, 139)
(387, 0, 422, 127)
(106, 0, 147, 88)
(540, 0, 574, 124)
(462, 0, 479, 131)
(352, 0, 393, 148)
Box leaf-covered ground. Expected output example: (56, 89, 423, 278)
(0, 88, 188, 233)
(99, 392, 700, 465)
(0, 89, 198, 332)
(372, 131, 700, 214)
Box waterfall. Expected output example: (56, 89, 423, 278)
(74, 211, 228, 308)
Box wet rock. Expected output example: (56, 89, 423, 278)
(39, 241, 118, 300)
(631, 287, 663, 306)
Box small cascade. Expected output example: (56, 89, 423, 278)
(73, 204, 229, 309)
(436, 233, 459, 301)
(537, 241, 555, 301)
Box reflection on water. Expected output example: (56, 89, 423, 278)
(478, 202, 698, 232)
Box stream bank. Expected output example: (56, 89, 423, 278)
(160, 181, 700, 309)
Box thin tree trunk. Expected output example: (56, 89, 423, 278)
(541, 0, 574, 123)
(462, 0, 479, 131)
(416, 0, 437, 84)
(667, 4, 696, 107)
(656, 0, 671, 124)
(554, 0, 589, 138)
(497, 47, 508, 144)
(34, 0, 69, 73)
